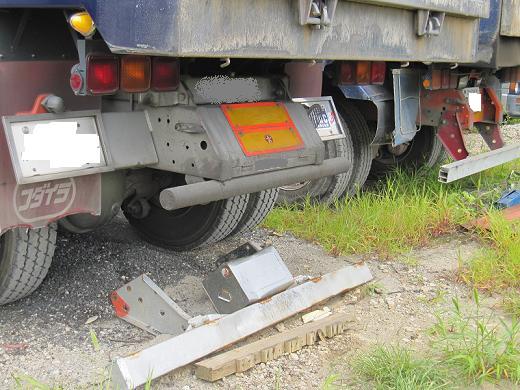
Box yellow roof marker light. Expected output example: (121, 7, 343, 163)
(69, 11, 96, 37)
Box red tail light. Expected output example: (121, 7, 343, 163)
(340, 61, 386, 85)
(339, 62, 356, 84)
(151, 57, 180, 91)
(87, 55, 119, 95)
(370, 62, 386, 84)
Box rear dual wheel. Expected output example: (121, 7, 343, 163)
(124, 189, 278, 251)
(370, 126, 446, 178)
(277, 102, 372, 204)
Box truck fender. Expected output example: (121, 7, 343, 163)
(337, 84, 394, 145)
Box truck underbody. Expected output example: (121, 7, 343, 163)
(0, 1, 519, 305)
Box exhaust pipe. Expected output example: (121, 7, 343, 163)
(159, 157, 350, 210)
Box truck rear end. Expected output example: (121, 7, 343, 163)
(0, 0, 517, 305)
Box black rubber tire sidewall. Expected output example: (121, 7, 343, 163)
(0, 225, 57, 305)
(124, 195, 249, 251)
(276, 136, 354, 205)
(370, 126, 445, 178)
(232, 188, 279, 235)
(334, 98, 374, 196)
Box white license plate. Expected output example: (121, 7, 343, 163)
(463, 87, 482, 112)
(293, 97, 345, 141)
(4, 114, 108, 183)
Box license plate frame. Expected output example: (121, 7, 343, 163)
(292, 96, 345, 141)
(2, 110, 113, 184)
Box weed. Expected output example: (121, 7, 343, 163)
(322, 373, 349, 389)
(360, 282, 384, 298)
(89, 328, 100, 352)
(352, 345, 451, 389)
(12, 374, 63, 390)
(461, 212, 519, 290)
(431, 290, 520, 384)
(502, 289, 520, 319)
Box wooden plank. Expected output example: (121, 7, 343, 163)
(194, 312, 351, 382)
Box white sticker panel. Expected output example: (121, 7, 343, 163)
(9, 116, 106, 179)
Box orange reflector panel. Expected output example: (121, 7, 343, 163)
(121, 55, 151, 92)
(356, 61, 371, 84)
(221, 102, 304, 156)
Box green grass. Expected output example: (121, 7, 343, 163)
(431, 290, 520, 384)
(266, 162, 519, 283)
(352, 345, 451, 389)
(349, 291, 520, 388)
(266, 168, 471, 258)
(461, 212, 519, 290)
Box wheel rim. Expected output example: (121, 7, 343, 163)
(279, 181, 311, 192)
(375, 141, 412, 165)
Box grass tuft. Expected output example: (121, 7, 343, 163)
(461, 213, 519, 290)
(431, 290, 520, 384)
(352, 345, 450, 389)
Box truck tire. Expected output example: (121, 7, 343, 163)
(232, 188, 279, 235)
(370, 126, 446, 178)
(277, 135, 353, 205)
(124, 195, 250, 251)
(335, 100, 373, 196)
(0, 224, 57, 305)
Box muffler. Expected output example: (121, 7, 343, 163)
(159, 157, 350, 210)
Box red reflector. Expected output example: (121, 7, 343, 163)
(370, 62, 386, 84)
(151, 57, 180, 92)
(87, 55, 119, 95)
(69, 68, 83, 93)
(339, 61, 356, 85)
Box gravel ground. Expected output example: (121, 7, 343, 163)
(0, 219, 484, 390)
(0, 124, 518, 389)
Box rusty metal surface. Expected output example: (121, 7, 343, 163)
(500, 0, 520, 37)
(94, 0, 481, 63)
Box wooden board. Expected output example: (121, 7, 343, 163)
(194, 312, 351, 382)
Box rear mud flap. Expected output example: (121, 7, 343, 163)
(0, 130, 101, 234)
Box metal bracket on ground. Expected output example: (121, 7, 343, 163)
(110, 264, 373, 390)
(110, 274, 191, 336)
(203, 244, 294, 314)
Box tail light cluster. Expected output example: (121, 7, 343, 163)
(502, 66, 520, 94)
(71, 55, 180, 95)
(422, 69, 458, 90)
(338, 61, 386, 85)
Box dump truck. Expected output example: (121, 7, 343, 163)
(0, 0, 519, 305)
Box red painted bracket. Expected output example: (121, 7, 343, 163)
(110, 291, 129, 318)
(16, 94, 51, 115)
(419, 88, 505, 161)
